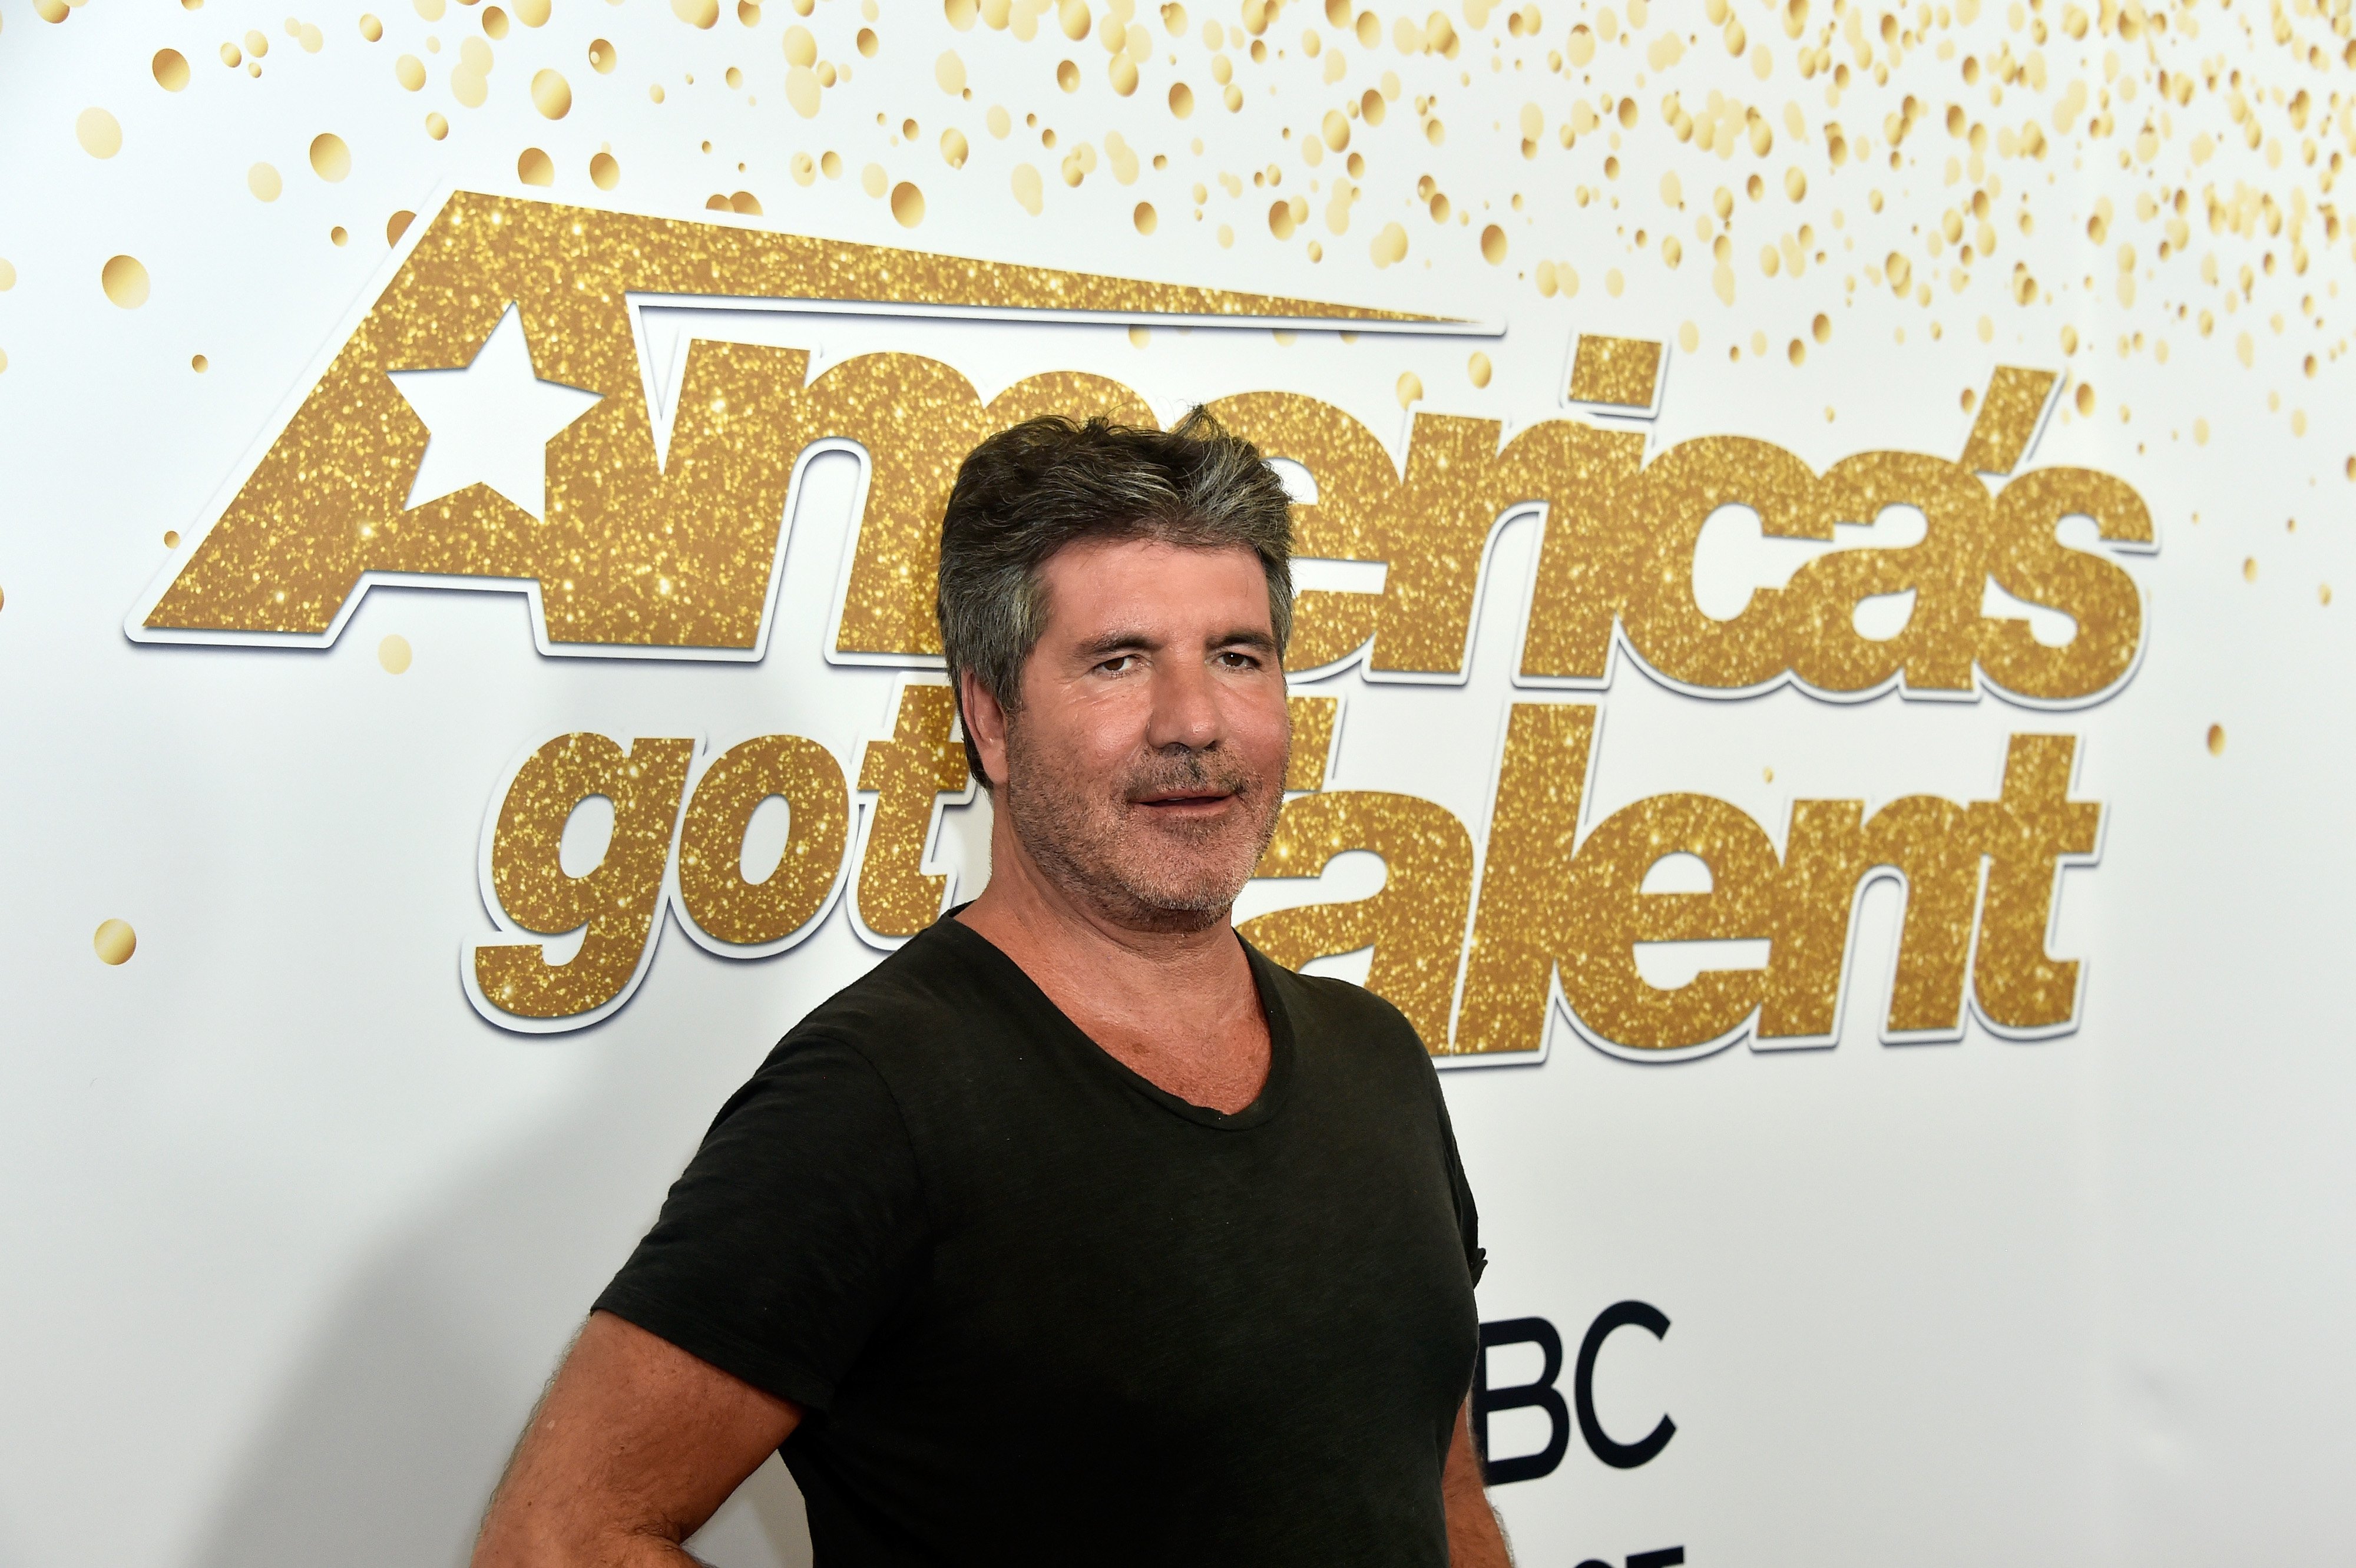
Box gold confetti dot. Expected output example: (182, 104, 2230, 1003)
(244, 27, 269, 54)
(484, 5, 509, 37)
(673, 0, 719, 26)
(1057, 58, 1080, 90)
(1480, 224, 1507, 264)
(379, 633, 412, 673)
(1396, 370, 1424, 407)
(939, 127, 968, 168)
(857, 24, 878, 55)
(76, 108, 123, 158)
(164, 530, 181, 547)
(425, 112, 449, 139)
(514, 0, 549, 23)
(891, 180, 925, 226)
(396, 52, 425, 88)
(588, 37, 617, 72)
(1169, 81, 1194, 117)
(1129, 325, 1150, 346)
(1011, 162, 1043, 213)
(247, 162, 283, 201)
(1763, 766, 1775, 782)
(329, 225, 348, 246)
(309, 133, 350, 181)
(1812, 313, 1831, 343)
(386, 209, 415, 245)
(359, 12, 383, 39)
(2206, 724, 2226, 756)
(2074, 382, 2095, 416)
(2194, 419, 2210, 446)
(221, 42, 242, 65)
(1788, 339, 1806, 366)
(190, 353, 207, 371)
(518, 147, 554, 185)
(945, 0, 977, 24)
(1467, 350, 1491, 388)
(935, 49, 967, 94)
(590, 151, 620, 190)
(100, 254, 150, 309)
(1369, 220, 1407, 266)
(820, 150, 842, 178)
(861, 161, 888, 197)
(0, 259, 13, 291)
(2321, 584, 2334, 606)
(729, 190, 762, 214)
(1131, 200, 1158, 234)
(531, 68, 572, 118)
(2243, 557, 2258, 582)
(154, 49, 191, 90)
(92, 919, 137, 966)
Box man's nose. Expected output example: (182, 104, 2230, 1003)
(1144, 656, 1225, 752)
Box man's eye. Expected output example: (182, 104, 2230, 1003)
(1217, 650, 1261, 669)
(1097, 654, 1136, 674)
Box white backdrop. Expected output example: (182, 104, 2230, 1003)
(4, 0, 2354, 1562)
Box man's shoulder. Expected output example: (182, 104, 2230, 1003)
(1251, 948, 1438, 1071)
(789, 917, 1003, 1058)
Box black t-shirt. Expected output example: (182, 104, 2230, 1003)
(595, 914, 1484, 1566)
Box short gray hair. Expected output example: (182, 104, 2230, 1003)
(936, 408, 1294, 787)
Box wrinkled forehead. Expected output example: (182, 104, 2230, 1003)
(1030, 534, 1276, 643)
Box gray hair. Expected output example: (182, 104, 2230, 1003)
(935, 407, 1295, 788)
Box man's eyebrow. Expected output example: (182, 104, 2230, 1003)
(1213, 628, 1279, 653)
(1074, 627, 1162, 659)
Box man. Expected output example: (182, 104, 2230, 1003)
(473, 411, 1508, 1566)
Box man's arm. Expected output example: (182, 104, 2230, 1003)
(1444, 1397, 1513, 1567)
(472, 1311, 802, 1567)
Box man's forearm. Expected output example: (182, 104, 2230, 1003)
(1442, 1399, 1513, 1567)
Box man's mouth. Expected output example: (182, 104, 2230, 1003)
(1133, 791, 1235, 811)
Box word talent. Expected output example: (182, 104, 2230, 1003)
(469, 688, 2102, 1057)
(145, 197, 2152, 709)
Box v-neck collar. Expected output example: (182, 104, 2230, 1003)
(931, 911, 1296, 1131)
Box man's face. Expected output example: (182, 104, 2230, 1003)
(987, 535, 1290, 931)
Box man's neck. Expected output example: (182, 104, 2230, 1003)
(956, 822, 1272, 1115)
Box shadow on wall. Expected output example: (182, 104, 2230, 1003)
(183, 1056, 815, 1568)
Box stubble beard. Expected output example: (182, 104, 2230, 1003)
(998, 718, 1286, 935)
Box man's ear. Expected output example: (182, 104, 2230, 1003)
(957, 669, 1011, 792)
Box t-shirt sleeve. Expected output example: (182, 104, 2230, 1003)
(1428, 1070, 1486, 1289)
(593, 1032, 928, 1414)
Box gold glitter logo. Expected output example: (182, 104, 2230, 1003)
(127, 191, 2147, 712)
(117, 193, 2143, 1060)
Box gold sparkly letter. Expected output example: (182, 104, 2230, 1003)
(1785, 451, 1992, 695)
(1761, 793, 1986, 1039)
(1556, 793, 1782, 1050)
(1240, 791, 1477, 1047)
(1978, 468, 2150, 702)
(474, 734, 694, 1020)
(1511, 421, 1650, 682)
(1616, 436, 1825, 691)
(1454, 703, 1598, 1056)
(1969, 735, 2100, 1032)
(1284, 693, 1339, 790)
(676, 735, 852, 947)
(853, 684, 971, 939)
